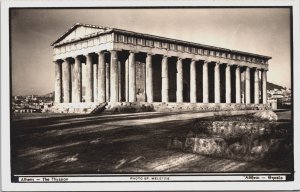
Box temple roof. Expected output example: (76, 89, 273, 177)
(51, 23, 112, 46)
(51, 23, 272, 60)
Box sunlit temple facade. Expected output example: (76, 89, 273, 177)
(51, 23, 271, 108)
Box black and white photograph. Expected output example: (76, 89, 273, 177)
(1, 0, 300, 191)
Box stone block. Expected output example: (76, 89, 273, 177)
(253, 110, 278, 121)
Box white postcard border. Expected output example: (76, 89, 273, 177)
(1, 0, 299, 191)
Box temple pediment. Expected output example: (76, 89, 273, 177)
(51, 23, 110, 46)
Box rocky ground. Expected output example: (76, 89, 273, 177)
(11, 110, 293, 174)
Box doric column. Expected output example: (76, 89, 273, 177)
(128, 51, 136, 102)
(125, 59, 129, 102)
(235, 66, 241, 103)
(110, 50, 119, 102)
(54, 60, 62, 103)
(225, 64, 231, 103)
(85, 54, 93, 102)
(73, 56, 82, 103)
(254, 68, 259, 104)
(118, 61, 122, 101)
(161, 55, 169, 102)
(245, 67, 251, 104)
(97, 51, 106, 103)
(214, 62, 220, 103)
(146, 53, 153, 102)
(203, 61, 209, 103)
(62, 58, 71, 103)
(190, 60, 197, 103)
(106, 62, 110, 102)
(176, 58, 183, 103)
(262, 69, 268, 104)
(93, 63, 98, 102)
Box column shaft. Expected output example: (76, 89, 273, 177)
(54, 61, 62, 103)
(262, 70, 268, 104)
(190, 60, 197, 103)
(118, 61, 122, 101)
(161, 55, 169, 102)
(225, 64, 231, 103)
(203, 61, 209, 103)
(235, 66, 241, 103)
(125, 59, 129, 102)
(254, 69, 259, 104)
(214, 63, 220, 103)
(146, 54, 153, 102)
(128, 51, 136, 102)
(106, 63, 110, 102)
(176, 58, 183, 103)
(93, 63, 98, 102)
(245, 67, 251, 104)
(85, 54, 93, 102)
(62, 59, 71, 103)
(97, 52, 106, 103)
(73, 57, 82, 103)
(110, 50, 119, 102)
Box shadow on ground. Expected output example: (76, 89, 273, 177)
(11, 110, 293, 174)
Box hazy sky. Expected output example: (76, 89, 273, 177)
(11, 8, 291, 95)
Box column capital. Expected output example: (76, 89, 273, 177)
(74, 54, 84, 59)
(225, 62, 233, 66)
(110, 49, 118, 54)
(129, 50, 138, 54)
(146, 52, 153, 56)
(53, 59, 63, 64)
(215, 61, 221, 66)
(63, 57, 71, 62)
(97, 50, 106, 55)
(83, 53, 93, 57)
(203, 60, 209, 64)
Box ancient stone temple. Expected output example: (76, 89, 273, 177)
(51, 23, 271, 112)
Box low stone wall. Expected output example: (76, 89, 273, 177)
(152, 102, 269, 112)
(104, 102, 154, 113)
(50, 102, 269, 114)
(49, 102, 98, 113)
(168, 118, 292, 161)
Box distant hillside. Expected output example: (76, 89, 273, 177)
(41, 91, 54, 98)
(267, 81, 285, 90)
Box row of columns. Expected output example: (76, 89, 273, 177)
(55, 50, 268, 105)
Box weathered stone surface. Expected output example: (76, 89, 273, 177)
(110, 50, 119, 102)
(235, 66, 241, 104)
(190, 60, 196, 103)
(49, 103, 98, 114)
(152, 103, 268, 113)
(253, 110, 278, 121)
(185, 134, 226, 155)
(161, 56, 169, 102)
(105, 102, 154, 113)
(54, 61, 62, 103)
(203, 61, 209, 103)
(85, 54, 93, 102)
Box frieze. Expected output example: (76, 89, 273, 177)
(53, 30, 270, 67)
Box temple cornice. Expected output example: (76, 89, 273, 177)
(51, 24, 271, 66)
